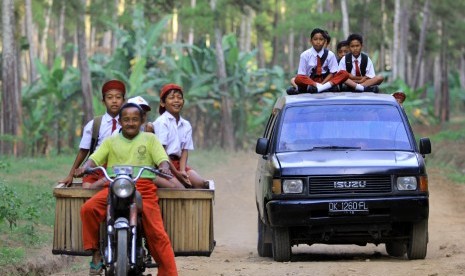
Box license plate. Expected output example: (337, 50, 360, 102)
(328, 201, 369, 215)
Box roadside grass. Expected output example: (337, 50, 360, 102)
(414, 118, 465, 184)
(0, 148, 232, 267)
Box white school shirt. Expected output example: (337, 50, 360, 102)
(297, 47, 339, 76)
(79, 113, 121, 150)
(338, 54, 376, 78)
(153, 112, 194, 157)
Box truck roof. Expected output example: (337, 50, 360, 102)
(274, 92, 398, 110)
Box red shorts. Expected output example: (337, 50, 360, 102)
(169, 156, 192, 172)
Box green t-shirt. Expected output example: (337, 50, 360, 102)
(89, 132, 169, 177)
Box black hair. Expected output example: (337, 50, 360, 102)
(323, 30, 331, 44)
(336, 40, 348, 50)
(310, 28, 326, 39)
(118, 102, 144, 120)
(347, 33, 363, 45)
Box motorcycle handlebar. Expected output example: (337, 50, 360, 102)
(85, 166, 172, 182)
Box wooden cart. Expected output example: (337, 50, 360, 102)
(52, 182, 215, 256)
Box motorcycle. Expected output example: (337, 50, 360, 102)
(84, 165, 171, 276)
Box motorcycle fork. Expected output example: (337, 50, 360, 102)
(130, 202, 138, 265)
(104, 203, 115, 265)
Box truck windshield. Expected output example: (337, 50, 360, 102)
(277, 104, 412, 152)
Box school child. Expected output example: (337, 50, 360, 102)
(336, 40, 350, 64)
(338, 33, 384, 92)
(153, 83, 210, 189)
(127, 96, 155, 133)
(60, 80, 126, 188)
(287, 28, 349, 94)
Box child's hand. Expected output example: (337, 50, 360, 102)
(179, 170, 192, 187)
(59, 175, 74, 187)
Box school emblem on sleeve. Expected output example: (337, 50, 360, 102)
(137, 145, 147, 160)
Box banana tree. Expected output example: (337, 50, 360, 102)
(22, 58, 81, 155)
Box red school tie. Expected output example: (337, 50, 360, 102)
(316, 55, 322, 76)
(111, 118, 117, 133)
(354, 59, 361, 77)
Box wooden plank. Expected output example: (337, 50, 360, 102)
(157, 188, 214, 199)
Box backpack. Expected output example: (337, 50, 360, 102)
(345, 53, 368, 76)
(310, 49, 329, 78)
(88, 115, 103, 157)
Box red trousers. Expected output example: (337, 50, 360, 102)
(295, 70, 349, 88)
(81, 179, 178, 276)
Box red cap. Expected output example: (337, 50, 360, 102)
(392, 92, 406, 103)
(102, 80, 126, 97)
(159, 83, 183, 114)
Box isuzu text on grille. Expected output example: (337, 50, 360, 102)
(333, 181, 367, 188)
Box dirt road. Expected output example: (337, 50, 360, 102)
(50, 151, 465, 276)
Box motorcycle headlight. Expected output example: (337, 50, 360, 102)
(112, 176, 135, 198)
(282, 179, 303, 194)
(397, 176, 417, 191)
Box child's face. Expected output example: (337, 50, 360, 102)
(161, 90, 184, 115)
(337, 46, 350, 59)
(310, 33, 326, 52)
(119, 107, 142, 139)
(349, 40, 363, 57)
(103, 90, 125, 116)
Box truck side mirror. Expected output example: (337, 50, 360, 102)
(419, 137, 431, 155)
(256, 138, 269, 155)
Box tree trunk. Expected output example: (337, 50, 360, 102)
(77, 0, 94, 124)
(398, 1, 410, 83)
(412, 0, 430, 90)
(440, 24, 449, 122)
(40, 0, 53, 63)
(210, 0, 235, 150)
(392, 0, 401, 80)
(288, 31, 295, 73)
(188, 0, 196, 45)
(460, 50, 465, 91)
(341, 0, 349, 39)
(379, 0, 387, 72)
(56, 1, 66, 57)
(25, 0, 37, 83)
(270, 0, 280, 67)
(257, 31, 266, 68)
(1, 0, 22, 156)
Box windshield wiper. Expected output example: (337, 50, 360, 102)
(307, 145, 362, 151)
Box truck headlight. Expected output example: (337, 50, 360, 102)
(112, 176, 135, 198)
(397, 176, 417, 191)
(282, 179, 303, 194)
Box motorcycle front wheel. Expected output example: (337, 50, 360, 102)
(116, 229, 129, 276)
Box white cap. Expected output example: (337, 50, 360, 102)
(128, 96, 151, 111)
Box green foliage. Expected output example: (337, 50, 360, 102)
(0, 247, 24, 266)
(0, 182, 21, 229)
(381, 79, 437, 125)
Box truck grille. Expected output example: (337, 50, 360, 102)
(309, 175, 392, 194)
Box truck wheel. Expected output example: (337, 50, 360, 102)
(385, 241, 406, 257)
(257, 216, 272, 257)
(407, 219, 428, 260)
(116, 229, 129, 276)
(272, 227, 291, 262)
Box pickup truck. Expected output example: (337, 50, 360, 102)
(255, 92, 431, 262)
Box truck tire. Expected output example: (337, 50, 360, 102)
(272, 227, 291, 262)
(407, 219, 428, 260)
(385, 241, 406, 257)
(257, 216, 272, 257)
(116, 229, 129, 276)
